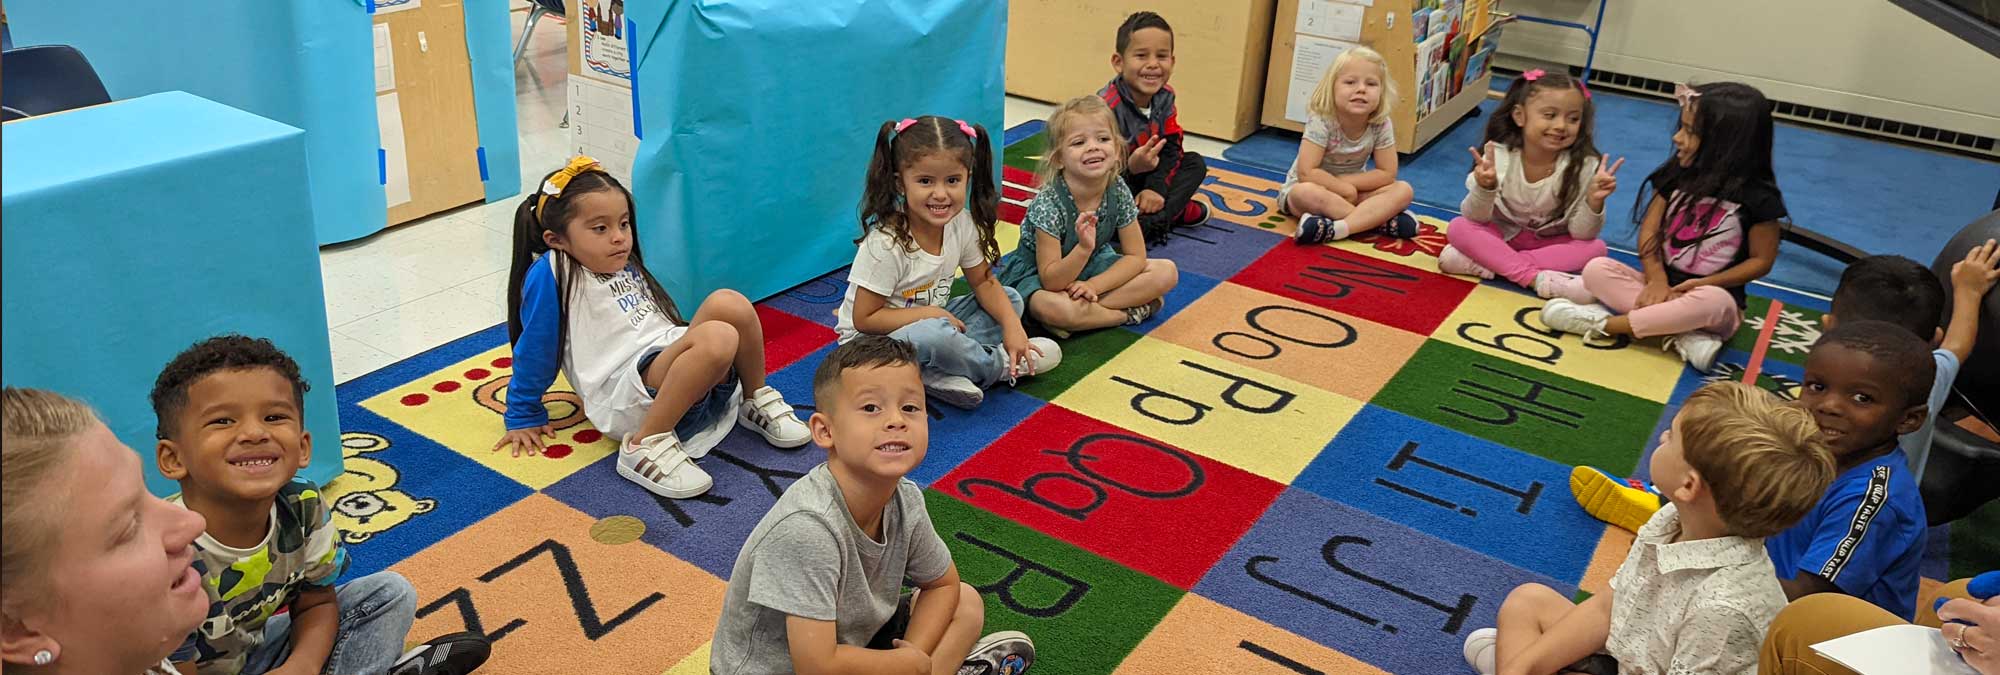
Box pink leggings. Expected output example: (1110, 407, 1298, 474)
(1445, 218, 1607, 287)
(1581, 258, 1743, 338)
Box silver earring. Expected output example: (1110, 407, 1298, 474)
(33, 649, 53, 665)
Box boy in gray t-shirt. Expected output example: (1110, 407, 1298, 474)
(711, 336, 1036, 675)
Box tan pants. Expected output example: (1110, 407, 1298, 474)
(1759, 578, 1973, 675)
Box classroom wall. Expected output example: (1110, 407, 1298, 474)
(1494, 0, 2000, 139)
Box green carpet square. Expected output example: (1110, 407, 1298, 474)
(927, 490, 1183, 674)
(1004, 133, 1048, 174)
(1371, 340, 1663, 474)
(1014, 327, 1144, 402)
(1726, 296, 1824, 367)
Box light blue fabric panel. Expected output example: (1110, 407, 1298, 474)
(10, 0, 380, 245)
(629, 0, 1007, 303)
(465, 0, 522, 202)
(2, 93, 344, 497)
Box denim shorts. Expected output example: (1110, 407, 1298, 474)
(637, 349, 740, 439)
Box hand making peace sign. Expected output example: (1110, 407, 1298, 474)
(1467, 144, 1499, 191)
(1588, 155, 1625, 210)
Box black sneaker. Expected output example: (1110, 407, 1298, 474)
(1294, 214, 1337, 244)
(390, 632, 492, 675)
(1383, 211, 1420, 238)
(958, 631, 1034, 675)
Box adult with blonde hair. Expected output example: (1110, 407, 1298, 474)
(0, 387, 210, 674)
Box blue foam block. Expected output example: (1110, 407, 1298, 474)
(11, 0, 522, 242)
(628, 0, 1007, 303)
(11, 0, 383, 244)
(2, 92, 344, 497)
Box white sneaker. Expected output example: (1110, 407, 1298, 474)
(957, 630, 1035, 675)
(1020, 337, 1063, 377)
(1533, 270, 1596, 303)
(617, 432, 713, 499)
(738, 385, 810, 448)
(1437, 245, 1495, 279)
(927, 374, 985, 410)
(1664, 331, 1724, 373)
(1540, 298, 1613, 341)
(1462, 627, 1498, 675)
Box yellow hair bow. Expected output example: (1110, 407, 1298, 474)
(536, 155, 604, 218)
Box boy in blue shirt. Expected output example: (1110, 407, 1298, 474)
(1765, 320, 1934, 619)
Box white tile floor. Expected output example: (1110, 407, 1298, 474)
(322, 11, 1238, 383)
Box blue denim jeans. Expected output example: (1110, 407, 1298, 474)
(239, 572, 417, 675)
(889, 287, 1024, 388)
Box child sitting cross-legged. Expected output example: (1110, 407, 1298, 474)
(152, 335, 487, 675)
(1463, 381, 1834, 675)
(709, 336, 1034, 675)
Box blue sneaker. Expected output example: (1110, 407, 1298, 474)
(1294, 214, 1338, 244)
(1384, 211, 1421, 238)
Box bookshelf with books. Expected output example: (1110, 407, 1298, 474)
(1262, 0, 1501, 153)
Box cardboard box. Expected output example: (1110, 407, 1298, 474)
(1262, 0, 1494, 153)
(1005, 0, 1278, 141)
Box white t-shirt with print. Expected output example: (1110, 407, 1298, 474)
(835, 210, 985, 342)
(1287, 113, 1395, 184)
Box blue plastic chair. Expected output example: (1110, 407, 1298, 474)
(1, 45, 112, 117)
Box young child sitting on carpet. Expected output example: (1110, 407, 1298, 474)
(1462, 381, 1833, 675)
(1438, 70, 1621, 302)
(1570, 245, 2000, 531)
(836, 116, 1061, 410)
(499, 156, 812, 499)
(1822, 245, 1999, 475)
(709, 336, 1035, 675)
(152, 335, 488, 675)
(1767, 320, 1936, 618)
(1540, 82, 1788, 373)
(994, 96, 1180, 337)
(1098, 10, 1211, 244)
(1283, 46, 1419, 244)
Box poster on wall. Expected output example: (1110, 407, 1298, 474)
(1285, 34, 1361, 124)
(576, 0, 631, 86)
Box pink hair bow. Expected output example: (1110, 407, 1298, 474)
(1522, 68, 1545, 82)
(891, 118, 979, 140)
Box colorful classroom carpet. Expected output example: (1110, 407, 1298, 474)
(328, 122, 1978, 674)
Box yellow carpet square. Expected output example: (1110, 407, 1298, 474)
(361, 346, 618, 489)
(1054, 336, 1361, 483)
(1433, 285, 1686, 402)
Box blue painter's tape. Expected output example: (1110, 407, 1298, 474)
(367, 0, 376, 13)
(377, 148, 387, 185)
(627, 18, 642, 141)
(476, 146, 489, 181)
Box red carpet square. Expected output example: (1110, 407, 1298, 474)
(755, 304, 836, 374)
(937, 406, 1286, 589)
(1229, 244, 1476, 335)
